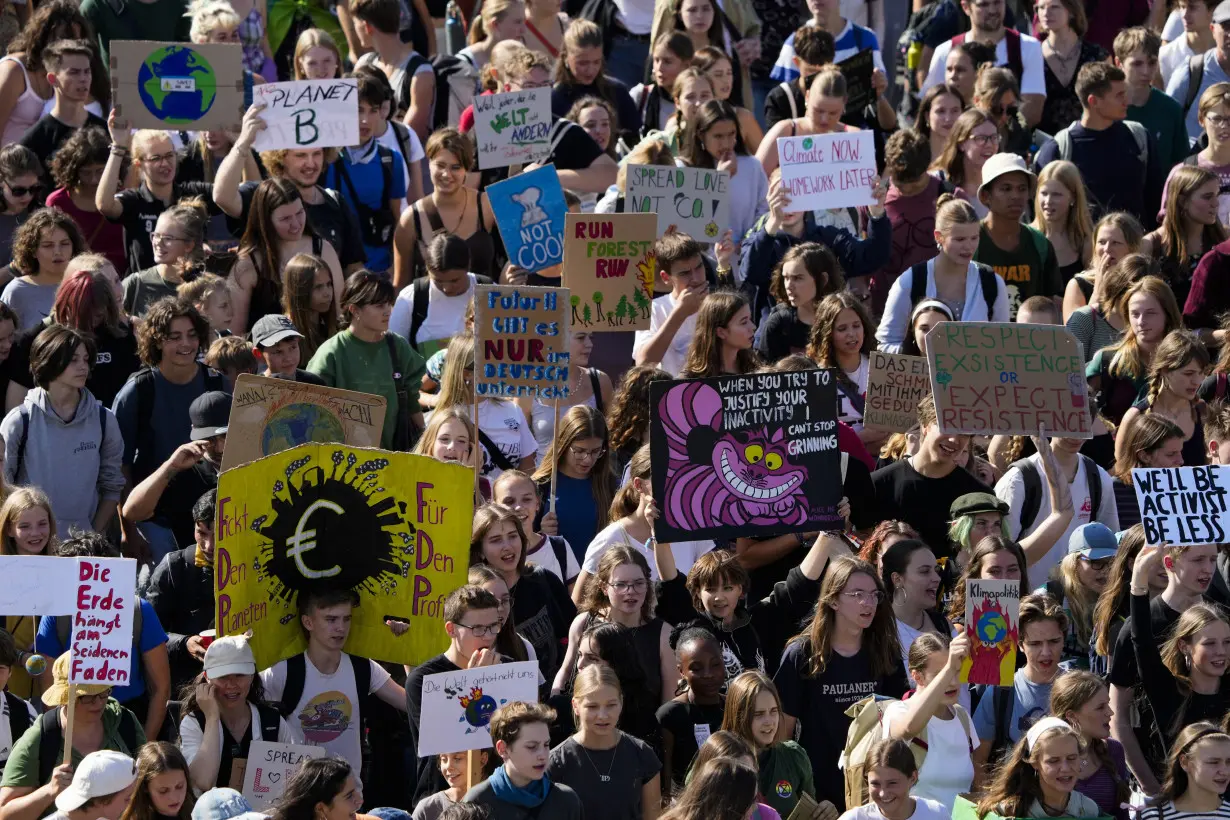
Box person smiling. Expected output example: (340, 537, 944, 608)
(721, 672, 814, 818)
(1116, 329, 1211, 468)
(1139, 723, 1230, 819)
(0, 208, 83, 332)
(839, 738, 948, 820)
(881, 540, 948, 671)
(1049, 671, 1130, 820)
(974, 718, 1100, 818)
(465, 701, 582, 820)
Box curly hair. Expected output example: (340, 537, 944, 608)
(257, 147, 339, 178)
(49, 126, 111, 192)
(136, 298, 209, 367)
(606, 365, 671, 455)
(9, 0, 108, 105)
(805, 291, 874, 393)
(566, 95, 619, 159)
(858, 520, 921, 565)
(578, 545, 657, 622)
(9, 208, 85, 277)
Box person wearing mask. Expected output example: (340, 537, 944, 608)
(1139, 723, 1230, 819)
(1168, 0, 1230, 142)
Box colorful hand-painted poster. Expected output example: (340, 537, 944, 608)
(927, 322, 1092, 438)
(488, 165, 567, 272)
(648, 369, 842, 542)
(251, 79, 359, 151)
(960, 579, 1019, 687)
(473, 284, 571, 400)
(110, 41, 247, 131)
(243, 741, 327, 809)
(1134, 465, 1230, 546)
(473, 87, 552, 169)
(416, 661, 540, 756)
(864, 351, 930, 433)
(71, 558, 137, 686)
(624, 164, 730, 241)
(222, 374, 388, 472)
(214, 444, 473, 671)
(561, 213, 657, 333)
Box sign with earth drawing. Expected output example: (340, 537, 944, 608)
(214, 444, 473, 670)
(110, 41, 248, 131)
(960, 579, 1019, 687)
(417, 662, 540, 756)
(220, 374, 388, 472)
(562, 213, 657, 333)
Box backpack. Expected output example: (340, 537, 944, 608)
(333, 146, 398, 249)
(839, 694, 974, 809)
(277, 653, 373, 720)
(1009, 454, 1103, 532)
(1184, 52, 1205, 119)
(4, 692, 31, 753)
(406, 274, 495, 351)
(128, 367, 228, 481)
(952, 29, 1023, 88)
(404, 52, 477, 133)
(37, 704, 140, 784)
(192, 703, 282, 787)
(638, 84, 669, 137)
(1054, 121, 1149, 172)
(909, 261, 999, 318)
(13, 404, 108, 480)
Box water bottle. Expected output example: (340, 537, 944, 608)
(445, 1, 465, 56)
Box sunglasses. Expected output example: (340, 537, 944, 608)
(989, 104, 1018, 118)
(7, 185, 41, 197)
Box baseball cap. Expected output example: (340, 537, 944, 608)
(950, 492, 1009, 520)
(192, 789, 258, 820)
(1215, 0, 1230, 24)
(55, 751, 137, 812)
(251, 314, 303, 349)
(190, 391, 231, 441)
(1068, 522, 1118, 560)
(203, 636, 257, 679)
(978, 152, 1036, 199)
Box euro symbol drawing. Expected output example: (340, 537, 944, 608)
(286, 499, 344, 579)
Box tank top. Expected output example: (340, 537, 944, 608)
(411, 194, 497, 278)
(530, 369, 603, 461)
(1, 57, 47, 146)
(246, 235, 323, 329)
(1131, 396, 1208, 467)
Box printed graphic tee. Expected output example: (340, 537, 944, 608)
(260, 653, 390, 772)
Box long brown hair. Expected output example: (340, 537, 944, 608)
(659, 758, 759, 820)
(240, 179, 318, 315)
(281, 253, 338, 365)
(1156, 166, 1227, 268)
(768, 242, 844, 308)
(609, 444, 651, 520)
(789, 556, 900, 678)
(933, 108, 994, 187)
(121, 742, 194, 820)
(976, 722, 1085, 819)
(606, 366, 671, 456)
(1106, 276, 1183, 381)
(679, 100, 746, 169)
(531, 405, 614, 532)
(578, 545, 656, 623)
(720, 671, 781, 749)
(1093, 525, 1146, 657)
(1050, 671, 1130, 808)
(0, 488, 56, 556)
(1110, 414, 1185, 483)
(806, 291, 873, 393)
(681, 291, 759, 378)
(948, 536, 1030, 624)
(469, 504, 528, 577)
(1145, 329, 1211, 409)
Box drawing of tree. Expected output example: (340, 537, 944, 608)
(582, 305, 592, 325)
(610, 299, 623, 326)
(592, 291, 605, 322)
(633, 288, 651, 319)
(614, 295, 631, 326)
(570, 295, 581, 326)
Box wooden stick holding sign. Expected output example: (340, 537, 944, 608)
(63, 689, 75, 766)
(549, 398, 561, 513)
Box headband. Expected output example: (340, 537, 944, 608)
(1176, 727, 1230, 759)
(910, 298, 953, 325)
(1025, 717, 1071, 752)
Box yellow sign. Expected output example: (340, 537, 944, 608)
(214, 444, 472, 670)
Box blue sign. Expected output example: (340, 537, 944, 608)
(488, 165, 566, 273)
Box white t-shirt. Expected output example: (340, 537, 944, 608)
(259, 653, 391, 773)
(922, 32, 1046, 97)
(178, 703, 302, 786)
(630, 84, 676, 132)
(882, 703, 977, 812)
(633, 293, 697, 377)
(0, 694, 36, 765)
(994, 452, 1120, 581)
(583, 520, 715, 580)
(1163, 8, 1185, 41)
(389, 273, 478, 355)
(612, 0, 654, 36)
(476, 399, 537, 480)
(1160, 36, 1198, 87)
(837, 798, 949, 820)
(526, 533, 581, 583)
(837, 355, 869, 430)
(376, 123, 425, 196)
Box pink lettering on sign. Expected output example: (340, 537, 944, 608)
(70, 558, 136, 687)
(776, 131, 877, 213)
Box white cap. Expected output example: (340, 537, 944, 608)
(55, 751, 137, 812)
(203, 636, 257, 679)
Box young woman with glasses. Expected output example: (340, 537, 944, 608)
(530, 406, 614, 564)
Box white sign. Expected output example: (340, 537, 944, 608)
(1134, 465, 1230, 546)
(0, 557, 77, 615)
(417, 661, 540, 756)
(776, 130, 877, 212)
(474, 88, 552, 170)
(251, 79, 360, 152)
(242, 741, 327, 809)
(625, 164, 731, 242)
(69, 558, 136, 686)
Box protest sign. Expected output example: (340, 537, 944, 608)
(214, 444, 473, 671)
(648, 369, 842, 543)
(839, 50, 875, 114)
(488, 165, 566, 272)
(864, 351, 930, 433)
(562, 213, 657, 333)
(473, 88, 552, 169)
(250, 79, 359, 151)
(417, 661, 540, 756)
(625, 164, 730, 241)
(243, 741, 327, 809)
(0, 557, 77, 616)
(927, 322, 1092, 438)
(1133, 465, 1230, 546)
(473, 285, 570, 400)
(70, 558, 136, 686)
(222, 374, 388, 472)
(960, 579, 1018, 686)
(110, 41, 247, 131)
(776, 131, 877, 212)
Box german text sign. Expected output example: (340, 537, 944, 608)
(927, 323, 1091, 438)
(474, 87, 552, 169)
(648, 369, 843, 542)
(251, 79, 359, 151)
(960, 579, 1018, 687)
(488, 165, 566, 272)
(242, 741, 326, 809)
(214, 445, 473, 670)
(417, 661, 540, 756)
(473, 285, 571, 399)
(864, 351, 930, 433)
(1133, 465, 1230, 546)
(110, 41, 247, 131)
(777, 131, 876, 212)
(562, 213, 657, 332)
(70, 558, 136, 686)
(625, 164, 730, 241)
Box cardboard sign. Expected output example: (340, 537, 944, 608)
(776, 131, 877, 212)
(488, 165, 567, 272)
(648, 369, 843, 543)
(70, 558, 137, 686)
(110, 41, 247, 131)
(251, 79, 359, 151)
(625, 164, 730, 241)
(242, 741, 327, 809)
(951, 796, 1112, 820)
(562, 213, 657, 333)
(864, 351, 930, 433)
(839, 49, 875, 114)
(214, 444, 473, 671)
(0, 558, 78, 616)
(473, 88, 553, 170)
(473, 285, 571, 400)
(1134, 465, 1230, 546)
(960, 579, 1018, 686)
(221, 374, 388, 472)
(417, 661, 540, 756)
(927, 323, 1092, 438)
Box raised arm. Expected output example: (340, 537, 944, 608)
(887, 627, 969, 738)
(94, 110, 130, 220)
(1017, 431, 1076, 568)
(213, 105, 266, 219)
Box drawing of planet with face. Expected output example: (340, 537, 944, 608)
(459, 687, 500, 729)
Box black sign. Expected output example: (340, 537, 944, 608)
(840, 49, 875, 115)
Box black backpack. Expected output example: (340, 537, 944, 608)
(402, 52, 478, 133)
(37, 705, 140, 784)
(909, 261, 999, 317)
(277, 653, 373, 720)
(406, 275, 494, 351)
(1008, 455, 1103, 532)
(1183, 53, 1206, 119)
(333, 147, 398, 249)
(127, 367, 228, 481)
(192, 703, 282, 788)
(4, 692, 31, 751)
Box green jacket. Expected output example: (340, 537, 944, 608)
(78, 0, 191, 67)
(758, 741, 815, 818)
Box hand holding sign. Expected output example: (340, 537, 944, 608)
(776, 131, 877, 212)
(251, 80, 360, 151)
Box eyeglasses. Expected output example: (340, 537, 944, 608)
(1080, 557, 1113, 571)
(152, 233, 188, 245)
(492, 594, 512, 609)
(77, 688, 113, 705)
(141, 152, 177, 166)
(989, 104, 1018, 118)
(608, 580, 647, 593)
(1208, 114, 1230, 128)
(568, 445, 606, 460)
(967, 132, 1002, 146)
(450, 621, 502, 637)
(6, 184, 41, 197)
(841, 590, 885, 605)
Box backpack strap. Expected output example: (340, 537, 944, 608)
(349, 654, 373, 716)
(549, 535, 570, 579)
(1081, 454, 1102, 521)
(5, 692, 30, 747)
(116, 705, 138, 751)
(781, 81, 799, 121)
(977, 264, 998, 318)
(1184, 53, 1205, 118)
(1123, 120, 1150, 171)
(1004, 29, 1023, 85)
(278, 654, 307, 718)
(37, 708, 62, 786)
(954, 706, 975, 755)
(379, 146, 394, 204)
(1011, 457, 1042, 532)
(256, 703, 282, 741)
(909, 261, 929, 307)
(13, 405, 29, 481)
(588, 368, 604, 415)
(477, 427, 516, 472)
(408, 277, 432, 349)
(992, 685, 1013, 759)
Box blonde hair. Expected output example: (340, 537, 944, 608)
(616, 139, 674, 194)
(1198, 81, 1230, 124)
(935, 192, 980, 235)
(1057, 553, 1099, 650)
(1090, 212, 1145, 272)
(572, 664, 622, 713)
(0, 488, 56, 556)
(412, 407, 479, 469)
(293, 28, 342, 80)
(436, 333, 476, 411)
(977, 723, 1085, 819)
(469, 0, 523, 44)
(1106, 276, 1183, 381)
(187, 0, 239, 43)
(1031, 161, 1093, 254)
(1157, 166, 1227, 267)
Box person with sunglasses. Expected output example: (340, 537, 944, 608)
(1039, 524, 1117, 671)
(0, 147, 41, 270)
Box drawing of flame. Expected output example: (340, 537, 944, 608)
(636, 254, 656, 296)
(458, 687, 484, 708)
(968, 597, 1018, 685)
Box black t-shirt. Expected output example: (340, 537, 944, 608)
(511, 566, 577, 684)
(1108, 595, 1181, 689)
(870, 458, 991, 558)
(8, 319, 141, 407)
(406, 652, 460, 804)
(266, 368, 328, 386)
(764, 82, 806, 131)
(19, 112, 107, 184)
(654, 698, 725, 795)
(550, 78, 642, 141)
(547, 735, 661, 820)
(110, 182, 218, 274)
(155, 457, 219, 548)
(756, 304, 810, 364)
(229, 181, 366, 271)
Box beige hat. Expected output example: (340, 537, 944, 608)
(41, 652, 111, 708)
(977, 152, 1036, 199)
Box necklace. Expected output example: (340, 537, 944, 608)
(442, 191, 469, 234)
(579, 737, 619, 782)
